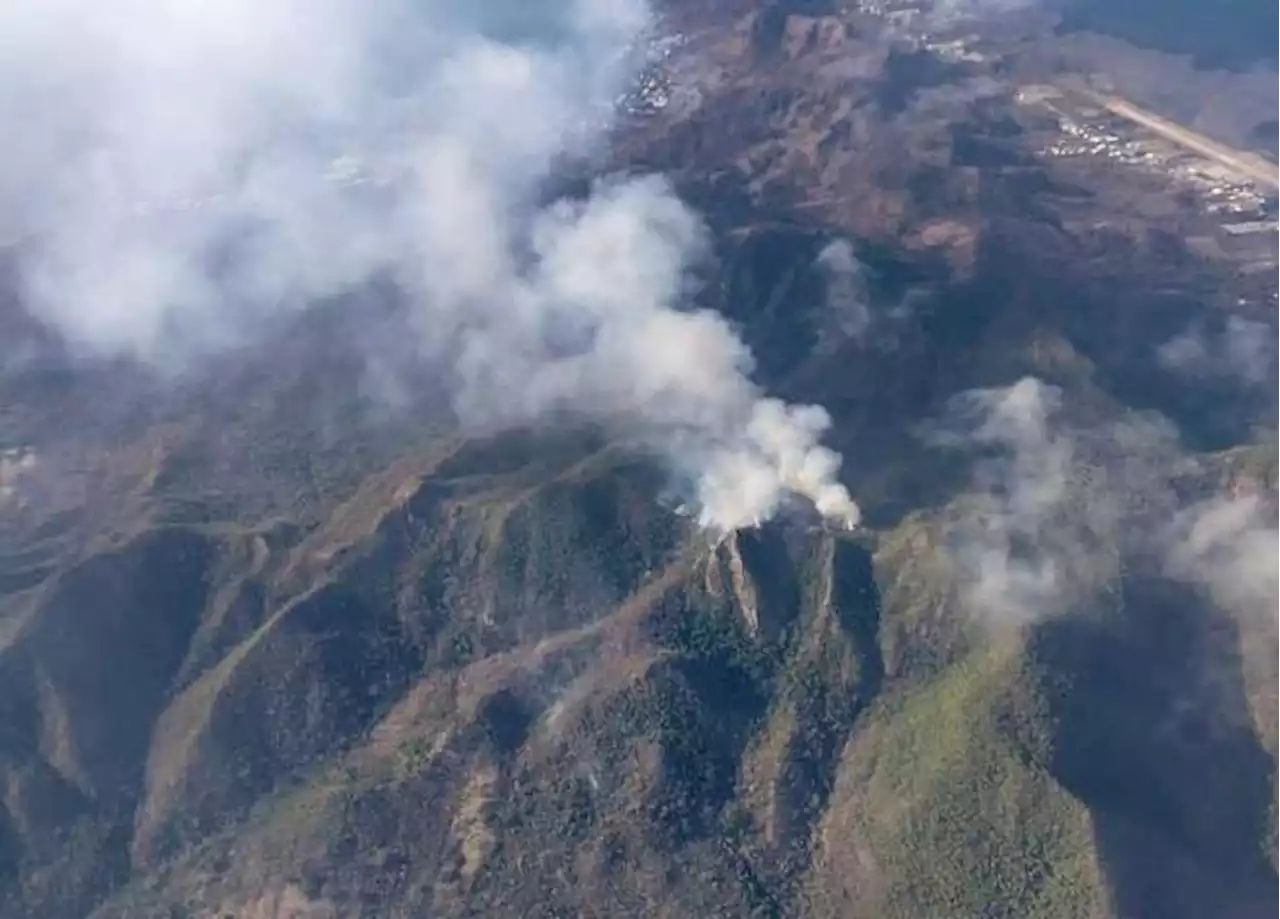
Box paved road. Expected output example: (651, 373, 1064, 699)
(1084, 91, 1279, 191)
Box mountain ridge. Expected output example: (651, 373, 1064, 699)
(0, 2, 1276, 917)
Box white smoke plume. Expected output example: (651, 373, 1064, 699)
(1157, 316, 1277, 387)
(928, 377, 1127, 623)
(0, 0, 859, 532)
(930, 376, 1277, 625)
(1164, 493, 1279, 623)
(0, 448, 38, 508)
(926, 378, 1172, 627)
(813, 239, 872, 350)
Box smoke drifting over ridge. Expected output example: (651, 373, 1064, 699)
(1165, 490, 1279, 625)
(0, 0, 858, 532)
(931, 377, 1278, 626)
(928, 378, 1129, 624)
(931, 373, 1198, 627)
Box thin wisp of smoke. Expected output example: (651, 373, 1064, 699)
(931, 376, 1187, 627)
(928, 378, 1124, 623)
(1157, 316, 1277, 386)
(0, 0, 859, 532)
(1165, 492, 1280, 624)
(930, 376, 1278, 625)
(813, 239, 872, 350)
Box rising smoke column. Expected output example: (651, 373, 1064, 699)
(0, 0, 859, 532)
(931, 378, 1200, 625)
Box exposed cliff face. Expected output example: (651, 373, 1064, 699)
(0, 3, 1275, 918)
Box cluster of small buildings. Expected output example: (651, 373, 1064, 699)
(1046, 118, 1150, 163)
(854, 2, 1278, 279)
(853, 0, 921, 19)
(854, 0, 991, 54)
(1042, 116, 1269, 213)
(1017, 86, 1276, 223)
(922, 36, 988, 63)
(616, 69, 672, 115)
(615, 30, 688, 117)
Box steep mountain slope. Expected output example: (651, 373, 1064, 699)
(0, 3, 1276, 918)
